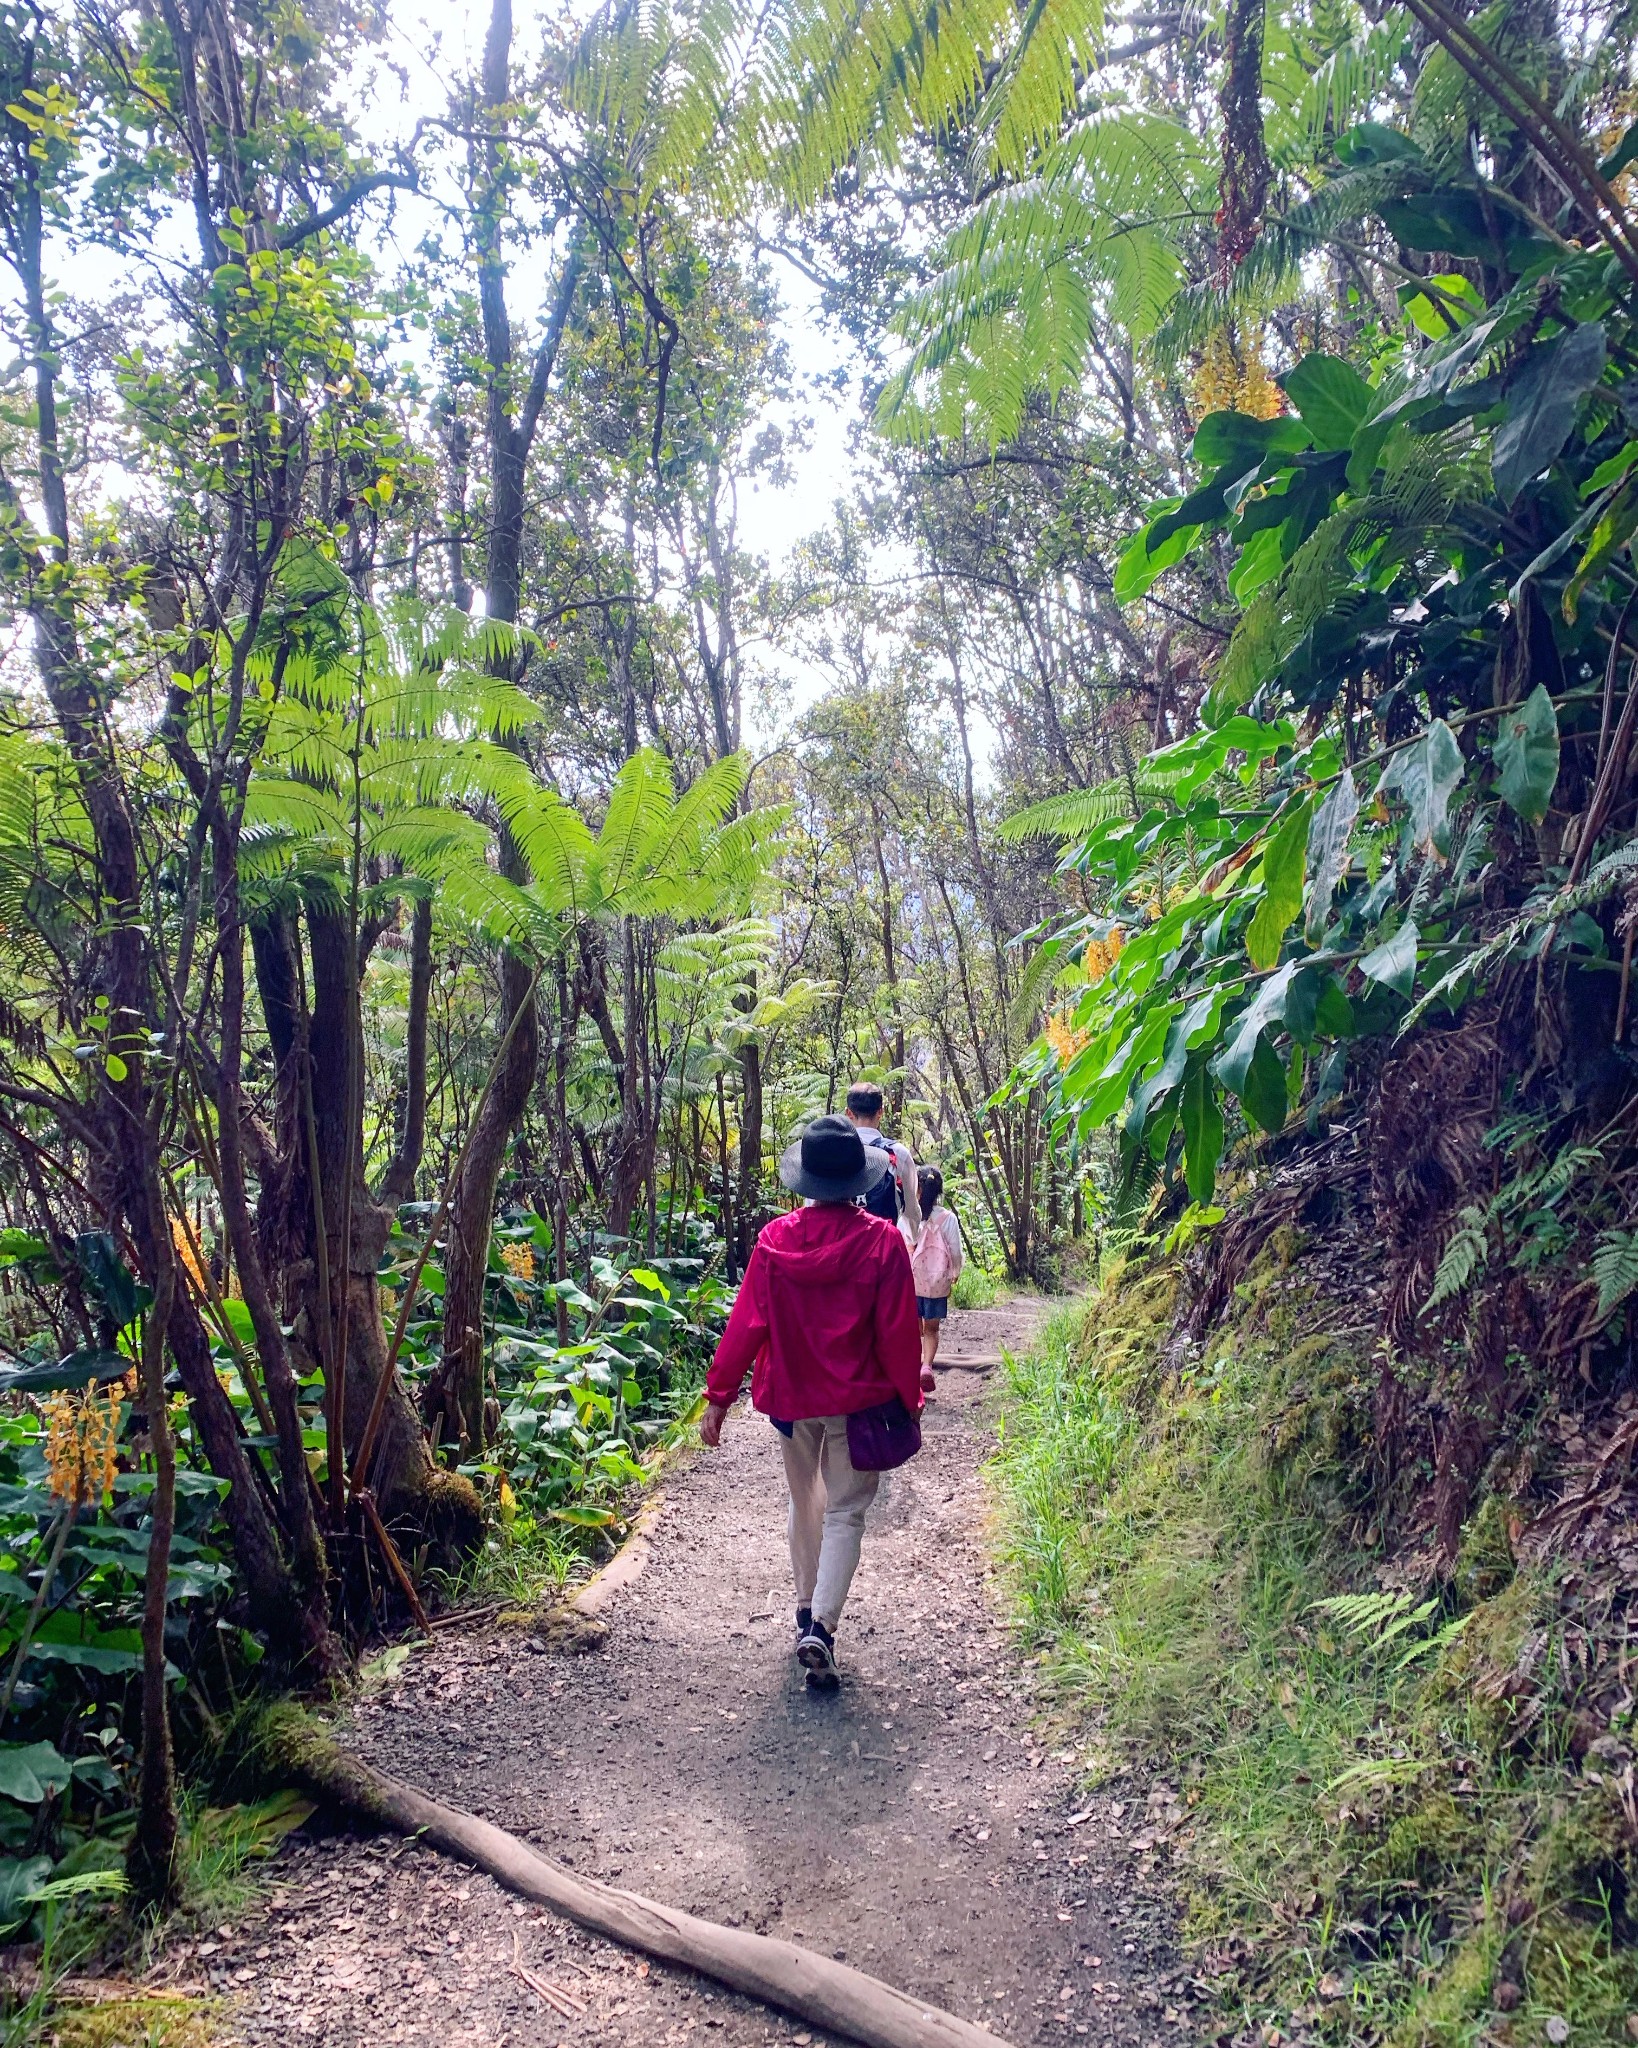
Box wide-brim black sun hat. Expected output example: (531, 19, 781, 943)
(778, 1114, 892, 1202)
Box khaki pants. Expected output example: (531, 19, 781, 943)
(779, 1416, 881, 1632)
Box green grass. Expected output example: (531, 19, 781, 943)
(45, 1994, 222, 2048)
(465, 1517, 588, 1607)
(988, 1253, 1638, 2048)
(172, 1790, 314, 1929)
(951, 1261, 1006, 1311)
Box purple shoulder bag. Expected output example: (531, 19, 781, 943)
(846, 1395, 922, 1471)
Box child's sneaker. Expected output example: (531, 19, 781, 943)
(797, 1617, 839, 1684)
(794, 1605, 812, 1653)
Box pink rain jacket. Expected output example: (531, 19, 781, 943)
(705, 1205, 923, 1421)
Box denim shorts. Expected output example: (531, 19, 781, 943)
(917, 1295, 949, 1320)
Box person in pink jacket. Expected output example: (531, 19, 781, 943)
(700, 1114, 927, 1687)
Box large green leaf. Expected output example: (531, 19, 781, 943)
(1215, 962, 1298, 1094)
(0, 1230, 54, 1273)
(1304, 769, 1358, 943)
(0, 1742, 72, 1805)
(1245, 803, 1311, 969)
(1381, 721, 1464, 858)
(1314, 977, 1355, 1038)
(1190, 410, 1309, 471)
(1561, 481, 1638, 623)
(1242, 1035, 1290, 1134)
(22, 1640, 144, 1674)
(1492, 685, 1560, 826)
(0, 1857, 51, 1935)
(1126, 990, 1222, 1139)
(0, 1348, 127, 1396)
(15, 1614, 151, 1676)
(1181, 1062, 1224, 1203)
(1377, 189, 1552, 272)
(1114, 515, 1201, 604)
(1491, 322, 1607, 507)
(74, 1232, 151, 1329)
(1281, 355, 1373, 451)
(1359, 920, 1419, 996)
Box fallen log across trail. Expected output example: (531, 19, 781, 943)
(280, 1730, 1015, 2048)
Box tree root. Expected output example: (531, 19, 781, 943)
(260, 1706, 1012, 2048)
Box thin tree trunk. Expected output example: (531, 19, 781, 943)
(430, 950, 537, 1451)
(715, 1069, 738, 1285)
(436, 0, 576, 1433)
(129, 1189, 179, 1909)
(866, 802, 906, 1112)
(381, 895, 433, 1208)
(211, 823, 337, 1668)
(288, 1750, 1010, 2048)
(735, 1035, 763, 1270)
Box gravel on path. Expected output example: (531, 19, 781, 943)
(199, 1299, 1196, 2048)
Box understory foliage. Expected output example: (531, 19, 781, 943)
(782, 0, 1638, 2030)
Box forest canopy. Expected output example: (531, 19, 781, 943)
(0, 0, 1636, 1951)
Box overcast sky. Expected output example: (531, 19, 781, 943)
(344, 0, 866, 578)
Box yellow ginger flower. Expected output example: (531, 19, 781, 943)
(171, 1216, 207, 1294)
(499, 1241, 534, 1281)
(43, 1382, 124, 1505)
(1194, 326, 1284, 424)
(1082, 924, 1126, 982)
(1045, 927, 1127, 1063)
(1044, 1011, 1089, 1065)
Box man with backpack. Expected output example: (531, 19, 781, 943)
(844, 1081, 922, 1245)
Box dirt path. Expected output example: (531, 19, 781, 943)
(203, 1299, 1195, 2048)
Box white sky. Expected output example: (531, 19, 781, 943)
(349, 0, 867, 578)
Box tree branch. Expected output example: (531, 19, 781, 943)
(274, 171, 419, 250)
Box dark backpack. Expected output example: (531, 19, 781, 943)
(859, 1127, 902, 1223)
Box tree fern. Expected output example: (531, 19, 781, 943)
(969, 0, 1106, 178)
(877, 110, 1205, 445)
(1001, 772, 1145, 841)
(1265, 15, 1409, 171)
(1213, 423, 1487, 713)
(1407, 835, 1638, 1025)
(746, 0, 1005, 206)
(592, 749, 683, 908)
(1147, 160, 1423, 366)
(500, 788, 598, 921)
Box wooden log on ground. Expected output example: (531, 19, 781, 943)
(277, 1724, 1011, 2048)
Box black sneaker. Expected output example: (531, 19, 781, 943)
(797, 1617, 839, 1684)
(795, 1605, 813, 1652)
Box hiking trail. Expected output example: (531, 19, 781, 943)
(187, 1298, 1196, 2047)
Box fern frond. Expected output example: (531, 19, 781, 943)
(1424, 1205, 1489, 1311)
(877, 109, 1206, 444)
(1002, 776, 1133, 840)
(1265, 15, 1410, 171)
(1595, 1231, 1638, 1317)
(970, 0, 1104, 179)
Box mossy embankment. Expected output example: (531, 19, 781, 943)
(991, 1235, 1638, 2048)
